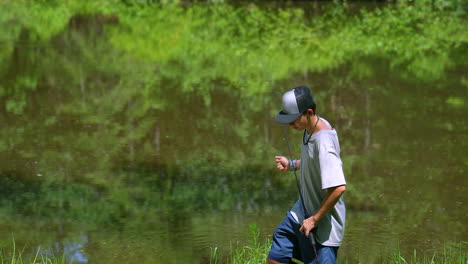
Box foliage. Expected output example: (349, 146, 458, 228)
(0, 0, 466, 221)
(0, 239, 68, 264)
(0, 2, 466, 263)
(383, 242, 468, 264)
(209, 226, 467, 264)
(229, 223, 272, 264)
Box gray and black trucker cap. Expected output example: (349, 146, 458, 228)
(274, 86, 315, 124)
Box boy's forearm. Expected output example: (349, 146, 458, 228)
(312, 185, 346, 222)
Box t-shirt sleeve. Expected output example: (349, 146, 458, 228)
(318, 137, 346, 189)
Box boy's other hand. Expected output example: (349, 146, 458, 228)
(275, 156, 289, 172)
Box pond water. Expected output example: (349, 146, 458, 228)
(0, 2, 466, 264)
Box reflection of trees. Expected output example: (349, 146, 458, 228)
(0, 2, 466, 228)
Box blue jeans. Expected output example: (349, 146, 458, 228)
(268, 211, 339, 264)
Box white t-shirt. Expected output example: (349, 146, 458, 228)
(290, 118, 346, 247)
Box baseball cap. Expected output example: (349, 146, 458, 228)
(274, 86, 315, 124)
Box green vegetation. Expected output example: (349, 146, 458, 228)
(0, 0, 466, 221)
(0, 240, 67, 264)
(209, 226, 467, 264)
(228, 224, 271, 264)
(0, 1, 466, 263)
(1, 236, 466, 264)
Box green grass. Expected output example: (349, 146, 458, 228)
(210, 226, 467, 264)
(228, 224, 271, 264)
(384, 242, 467, 264)
(0, 239, 68, 264)
(2, 232, 465, 264)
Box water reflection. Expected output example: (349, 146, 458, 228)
(0, 1, 466, 263)
(39, 233, 88, 263)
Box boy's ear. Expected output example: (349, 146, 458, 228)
(307, 109, 315, 115)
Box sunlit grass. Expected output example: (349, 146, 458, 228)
(0, 239, 67, 264)
(384, 242, 467, 264)
(210, 226, 467, 264)
(228, 224, 271, 264)
(208, 223, 270, 264)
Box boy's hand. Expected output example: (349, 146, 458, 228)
(275, 156, 289, 171)
(300, 216, 318, 238)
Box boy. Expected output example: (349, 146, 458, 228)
(267, 86, 346, 264)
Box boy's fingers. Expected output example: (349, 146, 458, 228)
(299, 225, 309, 238)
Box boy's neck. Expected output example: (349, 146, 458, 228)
(307, 115, 332, 135)
(306, 115, 320, 135)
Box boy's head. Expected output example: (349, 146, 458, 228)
(275, 86, 316, 124)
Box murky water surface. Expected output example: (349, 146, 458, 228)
(0, 2, 466, 263)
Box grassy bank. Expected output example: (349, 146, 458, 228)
(0, 241, 66, 264)
(209, 224, 467, 264)
(1, 231, 465, 264)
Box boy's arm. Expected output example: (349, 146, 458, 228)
(299, 185, 346, 238)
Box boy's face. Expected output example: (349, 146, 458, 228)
(288, 112, 309, 131)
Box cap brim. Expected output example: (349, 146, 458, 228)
(274, 111, 301, 124)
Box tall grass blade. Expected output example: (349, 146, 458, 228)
(209, 247, 218, 264)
